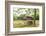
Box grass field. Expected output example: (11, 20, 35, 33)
(13, 20, 39, 28)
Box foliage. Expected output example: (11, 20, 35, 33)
(13, 8, 39, 20)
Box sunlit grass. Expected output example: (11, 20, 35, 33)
(13, 20, 39, 28)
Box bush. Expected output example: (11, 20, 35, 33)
(27, 21, 33, 25)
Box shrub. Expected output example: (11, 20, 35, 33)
(27, 21, 33, 25)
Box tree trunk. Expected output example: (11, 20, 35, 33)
(34, 9, 36, 26)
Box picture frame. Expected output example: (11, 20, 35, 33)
(5, 1, 45, 36)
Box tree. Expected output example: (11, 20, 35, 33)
(34, 9, 36, 26)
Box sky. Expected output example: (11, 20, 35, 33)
(13, 8, 34, 16)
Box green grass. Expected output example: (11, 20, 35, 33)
(13, 20, 39, 28)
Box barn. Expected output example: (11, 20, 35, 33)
(23, 16, 33, 20)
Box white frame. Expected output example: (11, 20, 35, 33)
(10, 5, 42, 32)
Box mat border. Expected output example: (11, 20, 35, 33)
(5, 1, 45, 36)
